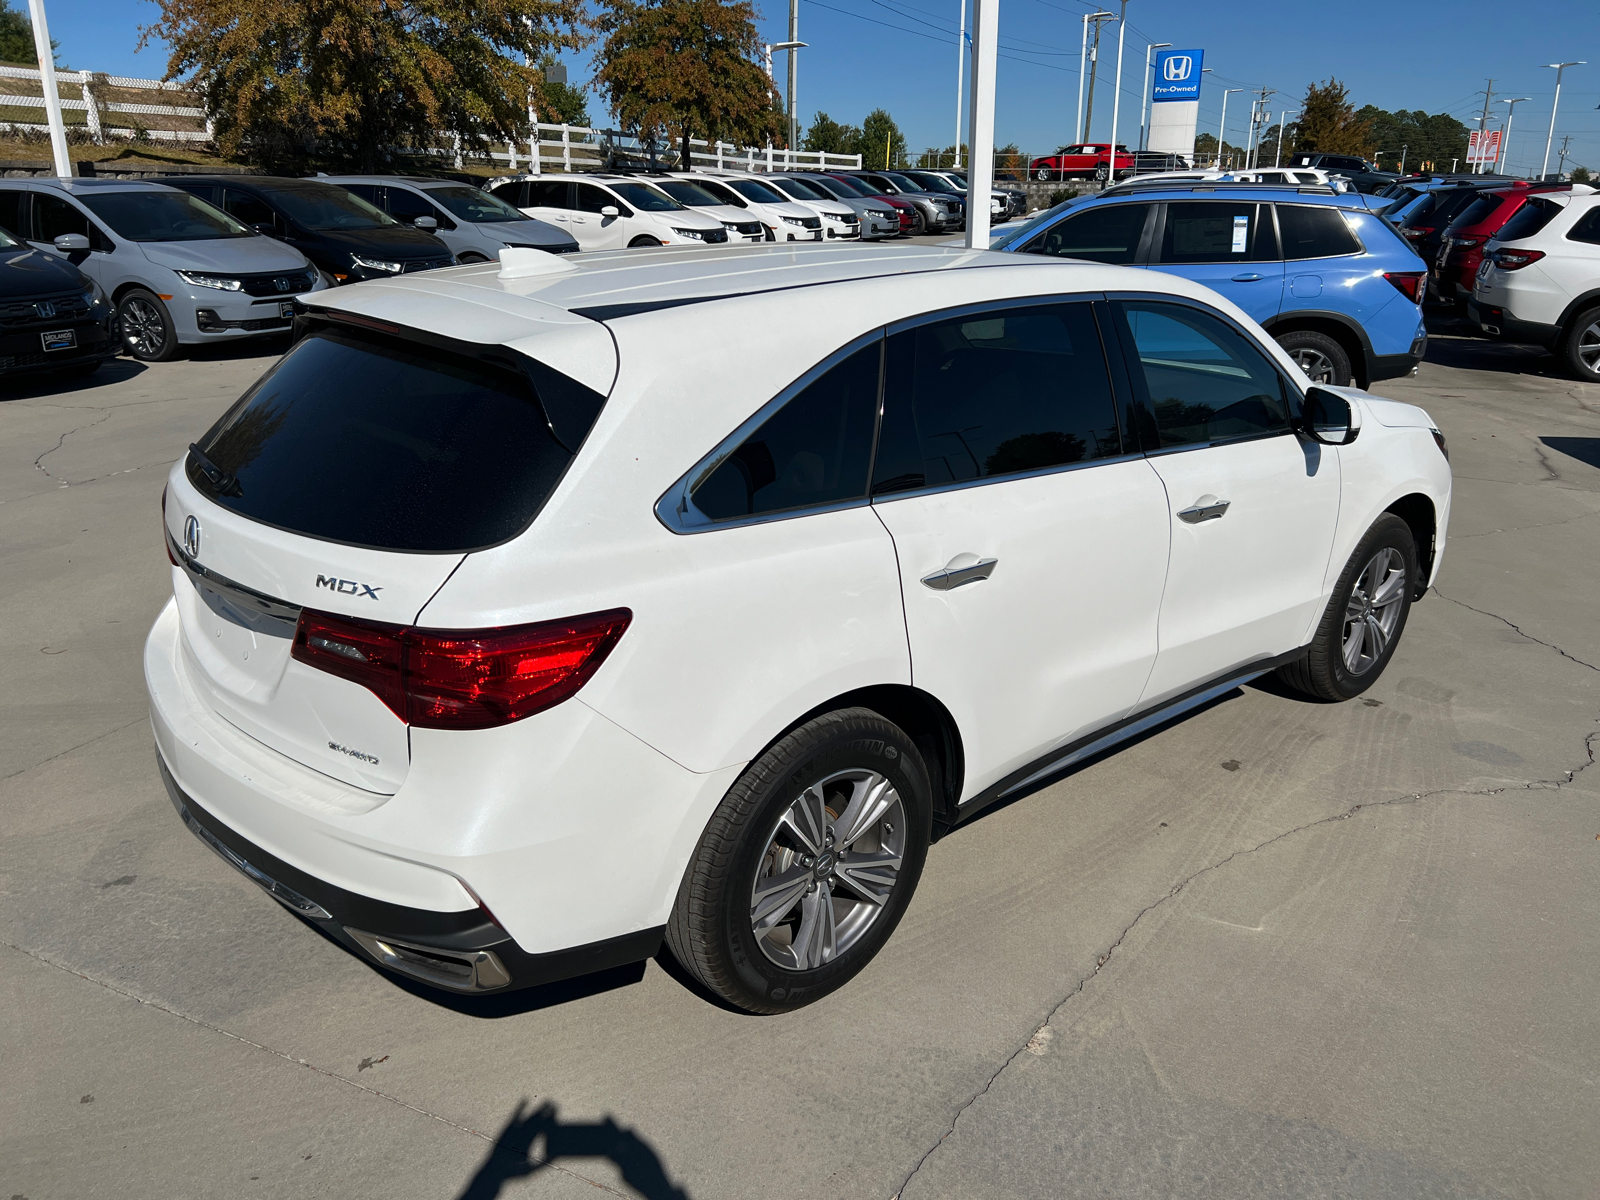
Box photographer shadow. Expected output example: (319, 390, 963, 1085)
(456, 1098, 691, 1200)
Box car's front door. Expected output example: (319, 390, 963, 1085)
(1151, 200, 1284, 325)
(384, 185, 465, 257)
(1019, 201, 1154, 267)
(570, 183, 628, 250)
(26, 191, 109, 288)
(870, 301, 1172, 799)
(1109, 299, 1341, 706)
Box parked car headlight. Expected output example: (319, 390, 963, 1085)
(781, 215, 808, 226)
(671, 227, 706, 241)
(80, 276, 108, 307)
(177, 271, 243, 292)
(350, 255, 403, 274)
(872, 208, 895, 220)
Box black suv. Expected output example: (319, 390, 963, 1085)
(0, 223, 113, 379)
(1287, 153, 1398, 194)
(151, 176, 453, 284)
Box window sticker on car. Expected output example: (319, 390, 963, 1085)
(1232, 215, 1250, 254)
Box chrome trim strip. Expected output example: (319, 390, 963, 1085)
(175, 798, 332, 920)
(167, 528, 303, 623)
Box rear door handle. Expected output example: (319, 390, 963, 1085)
(922, 556, 998, 591)
(1177, 499, 1231, 524)
(1231, 272, 1265, 282)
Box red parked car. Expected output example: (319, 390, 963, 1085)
(1434, 182, 1577, 304)
(1028, 144, 1186, 181)
(823, 173, 915, 234)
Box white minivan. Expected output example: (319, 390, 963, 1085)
(148, 243, 1452, 1012)
(486, 173, 726, 249)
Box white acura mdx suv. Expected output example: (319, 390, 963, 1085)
(147, 243, 1452, 1012)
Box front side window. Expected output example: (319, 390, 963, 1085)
(1158, 202, 1271, 264)
(872, 303, 1121, 496)
(223, 188, 277, 229)
(32, 192, 89, 241)
(1024, 203, 1150, 264)
(1275, 205, 1361, 259)
(690, 342, 880, 521)
(426, 185, 527, 223)
(384, 187, 440, 225)
(1116, 302, 1291, 449)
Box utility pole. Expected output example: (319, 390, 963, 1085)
(1246, 88, 1273, 169)
(1540, 62, 1583, 181)
(1107, 0, 1130, 178)
(1558, 133, 1573, 176)
(1081, 10, 1115, 142)
(1472, 79, 1495, 174)
(1139, 40, 1170, 152)
(1498, 97, 1530, 177)
(1217, 88, 1243, 169)
(953, 0, 966, 167)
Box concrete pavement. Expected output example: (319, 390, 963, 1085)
(2, 320, 1596, 1199)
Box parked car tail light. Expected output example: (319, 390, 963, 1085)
(1430, 428, 1450, 462)
(1453, 236, 1483, 247)
(1490, 248, 1546, 270)
(1400, 225, 1434, 240)
(292, 608, 632, 730)
(161, 485, 176, 566)
(1383, 272, 1427, 303)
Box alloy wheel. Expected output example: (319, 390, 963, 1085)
(1341, 547, 1408, 675)
(1291, 347, 1336, 384)
(1577, 320, 1600, 376)
(119, 298, 166, 358)
(749, 768, 905, 971)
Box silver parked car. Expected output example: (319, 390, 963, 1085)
(786, 174, 901, 239)
(0, 178, 325, 362)
(319, 175, 577, 260)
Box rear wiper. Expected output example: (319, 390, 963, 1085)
(188, 443, 242, 497)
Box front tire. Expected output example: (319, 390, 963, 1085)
(629, 235, 663, 248)
(1278, 514, 1417, 701)
(911, 209, 927, 235)
(664, 708, 932, 1013)
(116, 288, 178, 362)
(1275, 329, 1353, 387)
(1559, 306, 1600, 380)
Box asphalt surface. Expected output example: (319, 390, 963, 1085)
(3, 307, 1597, 1200)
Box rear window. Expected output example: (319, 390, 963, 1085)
(1568, 207, 1600, 245)
(188, 330, 600, 552)
(1448, 195, 1500, 231)
(1500, 196, 1562, 242)
(1276, 206, 1361, 258)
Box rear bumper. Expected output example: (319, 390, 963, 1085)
(1466, 299, 1561, 349)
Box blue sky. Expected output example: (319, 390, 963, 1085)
(46, 0, 1600, 173)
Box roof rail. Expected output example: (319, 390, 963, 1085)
(1101, 180, 1341, 196)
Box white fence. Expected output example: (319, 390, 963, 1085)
(0, 64, 211, 143)
(470, 122, 860, 175)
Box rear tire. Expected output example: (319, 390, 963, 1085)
(1277, 514, 1417, 702)
(1275, 329, 1352, 387)
(664, 708, 932, 1014)
(1559, 306, 1600, 381)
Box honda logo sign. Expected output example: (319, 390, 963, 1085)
(1151, 48, 1205, 103)
(1162, 56, 1193, 81)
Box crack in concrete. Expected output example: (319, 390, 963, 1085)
(892, 598, 1599, 1199)
(1, 941, 633, 1199)
(1, 718, 147, 783)
(33, 408, 115, 482)
(1453, 510, 1600, 539)
(1432, 589, 1600, 673)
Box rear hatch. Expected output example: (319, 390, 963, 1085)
(162, 318, 602, 792)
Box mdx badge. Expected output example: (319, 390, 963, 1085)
(316, 574, 382, 600)
(183, 514, 201, 559)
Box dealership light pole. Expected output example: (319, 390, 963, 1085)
(1138, 41, 1170, 152)
(1217, 87, 1242, 168)
(1540, 62, 1583, 182)
(780, 0, 805, 154)
(1274, 108, 1298, 167)
(953, 0, 966, 167)
(1107, 0, 1130, 176)
(965, 0, 999, 248)
(26, 0, 69, 178)
(1498, 97, 1529, 176)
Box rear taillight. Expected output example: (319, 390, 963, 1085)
(1400, 225, 1435, 240)
(1491, 248, 1545, 270)
(1430, 428, 1450, 462)
(291, 608, 631, 730)
(161, 484, 177, 566)
(1453, 236, 1482, 247)
(1384, 272, 1426, 303)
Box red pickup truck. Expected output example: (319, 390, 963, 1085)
(1029, 144, 1187, 181)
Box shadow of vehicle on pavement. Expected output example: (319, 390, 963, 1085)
(456, 1098, 691, 1200)
(0, 356, 145, 400)
(1421, 309, 1566, 378)
(1541, 437, 1600, 471)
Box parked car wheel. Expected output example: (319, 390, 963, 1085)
(1559, 306, 1600, 381)
(456, 252, 491, 264)
(1275, 330, 1352, 387)
(664, 707, 932, 1014)
(910, 209, 927, 236)
(1278, 514, 1417, 702)
(1034, 167, 1053, 181)
(117, 288, 178, 362)
(629, 235, 663, 248)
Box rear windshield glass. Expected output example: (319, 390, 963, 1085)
(1500, 196, 1563, 242)
(189, 330, 594, 552)
(1449, 195, 1500, 231)
(80, 191, 251, 241)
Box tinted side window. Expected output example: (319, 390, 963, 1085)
(341, 183, 381, 205)
(1276, 206, 1361, 258)
(490, 181, 528, 207)
(1566, 207, 1600, 245)
(1116, 302, 1290, 449)
(385, 186, 441, 225)
(224, 188, 277, 228)
(32, 193, 88, 241)
(0, 190, 20, 238)
(1500, 196, 1561, 242)
(691, 342, 880, 521)
(872, 303, 1121, 495)
(1158, 202, 1270, 264)
(574, 184, 616, 214)
(527, 180, 571, 208)
(1025, 203, 1149, 264)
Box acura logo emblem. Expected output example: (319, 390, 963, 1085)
(183, 514, 201, 559)
(1162, 56, 1192, 81)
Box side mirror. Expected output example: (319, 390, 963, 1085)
(600, 205, 620, 218)
(52, 233, 90, 252)
(250, 223, 276, 237)
(412, 215, 437, 231)
(1298, 386, 1361, 445)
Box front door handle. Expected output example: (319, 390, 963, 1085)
(1177, 499, 1231, 524)
(922, 555, 998, 591)
(1231, 272, 1265, 282)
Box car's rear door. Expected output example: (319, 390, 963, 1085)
(1150, 200, 1284, 325)
(1275, 202, 1369, 312)
(1108, 299, 1340, 705)
(869, 300, 1171, 799)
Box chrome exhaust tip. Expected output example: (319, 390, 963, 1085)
(345, 928, 512, 992)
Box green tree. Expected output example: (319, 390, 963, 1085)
(536, 55, 590, 125)
(145, 0, 587, 172)
(591, 0, 782, 167)
(856, 108, 906, 169)
(0, 0, 57, 66)
(804, 111, 858, 155)
(1295, 78, 1372, 157)
(1573, 165, 1593, 185)
(1357, 107, 1468, 171)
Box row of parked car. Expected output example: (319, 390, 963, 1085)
(0, 166, 1034, 380)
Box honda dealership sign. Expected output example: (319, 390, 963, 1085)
(1148, 47, 1204, 156)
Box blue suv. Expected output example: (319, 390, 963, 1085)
(991, 184, 1429, 387)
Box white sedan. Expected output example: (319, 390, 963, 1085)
(147, 243, 1452, 1012)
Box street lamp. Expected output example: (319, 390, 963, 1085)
(1540, 62, 1584, 181)
(773, 37, 807, 155)
(1138, 41, 1170, 153)
(1274, 108, 1299, 167)
(1498, 97, 1530, 175)
(1107, 0, 1130, 179)
(1218, 88, 1243, 169)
